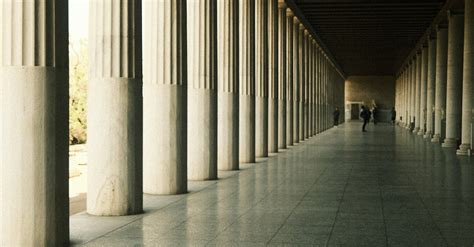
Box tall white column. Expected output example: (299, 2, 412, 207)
(239, 0, 256, 163)
(432, 25, 448, 143)
(143, 0, 187, 194)
(317, 48, 322, 133)
(304, 31, 310, 138)
(299, 26, 306, 141)
(277, 1, 287, 149)
(443, 12, 464, 148)
(293, 17, 301, 144)
(459, 1, 474, 155)
(187, 0, 218, 179)
(0, 1, 69, 245)
(268, 0, 279, 153)
(411, 58, 417, 129)
(418, 45, 428, 136)
(256, 0, 269, 157)
(425, 36, 437, 139)
(217, 0, 239, 170)
(286, 8, 294, 146)
(414, 52, 421, 133)
(88, 0, 143, 216)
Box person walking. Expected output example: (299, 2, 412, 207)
(333, 107, 340, 127)
(360, 106, 370, 132)
(391, 107, 397, 125)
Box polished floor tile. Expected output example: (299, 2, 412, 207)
(75, 123, 474, 246)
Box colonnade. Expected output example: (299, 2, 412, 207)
(395, 0, 474, 156)
(0, 0, 345, 245)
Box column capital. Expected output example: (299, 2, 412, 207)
(304, 29, 310, 36)
(447, 9, 464, 17)
(299, 23, 305, 30)
(278, 0, 287, 9)
(286, 8, 294, 17)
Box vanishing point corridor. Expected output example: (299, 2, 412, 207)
(75, 123, 474, 246)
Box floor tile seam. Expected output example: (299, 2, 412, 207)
(325, 162, 354, 247)
(406, 169, 450, 246)
(265, 163, 333, 246)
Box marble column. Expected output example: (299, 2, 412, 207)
(414, 52, 421, 133)
(425, 36, 437, 139)
(143, 0, 187, 194)
(443, 12, 464, 148)
(277, 1, 287, 149)
(255, 0, 269, 157)
(88, 0, 143, 216)
(239, 0, 256, 163)
(293, 17, 301, 144)
(311, 40, 316, 135)
(418, 45, 428, 136)
(299, 26, 306, 141)
(304, 31, 310, 139)
(188, 0, 218, 179)
(268, 0, 279, 153)
(286, 8, 294, 146)
(411, 58, 417, 129)
(459, 1, 474, 155)
(0, 1, 69, 245)
(217, 0, 239, 170)
(432, 25, 448, 143)
(318, 48, 323, 133)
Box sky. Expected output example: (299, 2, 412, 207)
(69, 0, 89, 40)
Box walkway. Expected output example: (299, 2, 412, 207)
(73, 122, 474, 246)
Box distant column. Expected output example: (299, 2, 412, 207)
(410, 58, 417, 129)
(425, 36, 437, 139)
(239, 0, 256, 163)
(458, 1, 474, 155)
(277, 1, 287, 149)
(414, 52, 421, 133)
(304, 31, 310, 138)
(255, 0, 269, 157)
(299, 26, 306, 141)
(442, 11, 464, 148)
(143, 0, 187, 194)
(418, 45, 428, 136)
(217, 0, 239, 170)
(432, 25, 448, 143)
(187, 0, 218, 179)
(0, 1, 69, 245)
(88, 0, 143, 216)
(286, 8, 295, 146)
(293, 17, 301, 143)
(268, 0, 279, 153)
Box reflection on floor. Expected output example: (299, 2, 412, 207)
(71, 122, 474, 246)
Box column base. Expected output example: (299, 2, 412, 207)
(412, 127, 420, 134)
(431, 134, 441, 143)
(423, 131, 433, 139)
(417, 130, 425, 136)
(441, 138, 458, 148)
(456, 144, 471, 156)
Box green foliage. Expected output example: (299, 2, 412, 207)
(69, 39, 88, 144)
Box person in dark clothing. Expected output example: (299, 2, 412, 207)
(360, 106, 370, 132)
(333, 107, 340, 127)
(391, 107, 397, 125)
(372, 107, 378, 125)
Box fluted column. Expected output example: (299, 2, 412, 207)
(88, 0, 143, 216)
(311, 40, 316, 135)
(425, 36, 437, 139)
(187, 0, 218, 179)
(217, 0, 239, 170)
(268, 0, 279, 153)
(286, 8, 294, 146)
(299, 25, 305, 140)
(0, 1, 69, 245)
(277, 1, 287, 149)
(318, 48, 322, 133)
(304, 31, 310, 138)
(432, 25, 448, 143)
(293, 17, 301, 143)
(255, 0, 269, 157)
(443, 12, 464, 148)
(239, 0, 256, 163)
(418, 45, 428, 136)
(459, 1, 474, 155)
(410, 58, 417, 129)
(414, 52, 421, 133)
(143, 0, 187, 194)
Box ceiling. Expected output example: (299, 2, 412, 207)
(294, 0, 446, 76)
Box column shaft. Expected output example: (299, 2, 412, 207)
(268, 0, 279, 153)
(0, 1, 69, 245)
(255, 0, 269, 157)
(217, 0, 239, 170)
(443, 12, 464, 148)
(304, 31, 310, 138)
(293, 17, 300, 143)
(239, 0, 256, 163)
(286, 9, 294, 146)
(419, 45, 428, 136)
(425, 37, 437, 139)
(88, 0, 143, 216)
(432, 26, 448, 143)
(299, 26, 306, 141)
(414, 53, 421, 133)
(277, 1, 287, 149)
(187, 0, 218, 179)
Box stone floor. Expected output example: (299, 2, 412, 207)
(72, 122, 474, 246)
